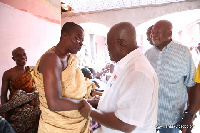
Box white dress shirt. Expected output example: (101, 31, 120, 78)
(95, 48, 159, 133)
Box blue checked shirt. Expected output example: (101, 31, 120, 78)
(145, 40, 196, 126)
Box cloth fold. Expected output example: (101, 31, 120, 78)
(9, 66, 35, 99)
(33, 47, 92, 133)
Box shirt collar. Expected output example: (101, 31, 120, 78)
(116, 47, 142, 70)
(154, 40, 174, 51)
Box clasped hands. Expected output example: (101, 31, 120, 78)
(78, 95, 100, 119)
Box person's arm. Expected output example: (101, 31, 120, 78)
(181, 84, 200, 133)
(181, 50, 198, 133)
(79, 99, 136, 132)
(187, 83, 200, 114)
(39, 53, 83, 111)
(1, 71, 10, 119)
(187, 86, 193, 104)
(1, 71, 10, 105)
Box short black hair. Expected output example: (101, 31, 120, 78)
(61, 22, 83, 35)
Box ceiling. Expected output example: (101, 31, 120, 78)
(60, 0, 200, 38)
(61, 0, 185, 13)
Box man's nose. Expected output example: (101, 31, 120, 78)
(21, 56, 27, 60)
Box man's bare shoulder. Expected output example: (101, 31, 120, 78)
(41, 50, 57, 59)
(40, 50, 61, 63)
(2, 67, 16, 80)
(39, 50, 62, 72)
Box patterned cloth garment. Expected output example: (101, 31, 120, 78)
(145, 40, 196, 126)
(33, 47, 92, 133)
(9, 66, 36, 99)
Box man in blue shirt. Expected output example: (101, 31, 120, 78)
(145, 20, 196, 133)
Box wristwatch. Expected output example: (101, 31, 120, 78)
(184, 110, 196, 119)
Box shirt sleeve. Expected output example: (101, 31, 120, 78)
(114, 71, 155, 127)
(184, 48, 196, 87)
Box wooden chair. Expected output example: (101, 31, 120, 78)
(0, 90, 41, 133)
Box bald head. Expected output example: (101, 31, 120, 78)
(12, 47, 25, 57)
(11, 47, 27, 66)
(107, 22, 137, 49)
(106, 22, 138, 62)
(154, 20, 173, 32)
(151, 20, 173, 50)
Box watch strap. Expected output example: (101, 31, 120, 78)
(184, 110, 195, 119)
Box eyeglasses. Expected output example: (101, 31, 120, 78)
(76, 36, 84, 43)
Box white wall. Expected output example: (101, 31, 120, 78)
(0, 1, 61, 103)
(61, 0, 200, 28)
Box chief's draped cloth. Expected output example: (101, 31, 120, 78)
(33, 51, 92, 133)
(9, 66, 35, 99)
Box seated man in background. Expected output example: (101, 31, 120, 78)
(81, 67, 102, 132)
(88, 67, 107, 91)
(95, 64, 110, 80)
(81, 67, 103, 96)
(102, 63, 115, 84)
(1, 47, 36, 120)
(82, 67, 94, 80)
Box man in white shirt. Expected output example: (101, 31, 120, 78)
(79, 22, 159, 133)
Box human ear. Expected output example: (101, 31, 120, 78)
(62, 32, 70, 39)
(168, 31, 172, 37)
(12, 57, 15, 61)
(118, 39, 125, 50)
